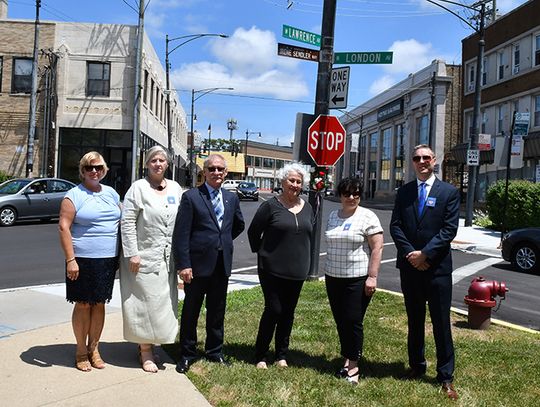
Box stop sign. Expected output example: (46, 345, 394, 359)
(307, 114, 346, 166)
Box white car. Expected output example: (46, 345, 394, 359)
(222, 180, 244, 192)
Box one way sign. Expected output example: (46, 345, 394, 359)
(329, 66, 350, 109)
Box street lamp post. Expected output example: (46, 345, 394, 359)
(244, 130, 262, 179)
(426, 0, 490, 226)
(165, 33, 227, 182)
(189, 87, 234, 187)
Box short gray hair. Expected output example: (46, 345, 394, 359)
(277, 162, 309, 188)
(204, 153, 227, 169)
(145, 145, 170, 166)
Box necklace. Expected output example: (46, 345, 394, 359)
(279, 195, 300, 209)
(147, 177, 166, 191)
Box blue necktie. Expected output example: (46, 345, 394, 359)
(211, 189, 224, 227)
(418, 183, 427, 216)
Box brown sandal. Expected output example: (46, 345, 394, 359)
(76, 353, 92, 372)
(88, 349, 106, 369)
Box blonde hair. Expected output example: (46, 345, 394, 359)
(78, 151, 108, 181)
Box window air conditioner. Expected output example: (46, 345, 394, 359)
(513, 66, 520, 74)
(468, 83, 475, 91)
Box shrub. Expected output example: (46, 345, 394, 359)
(486, 180, 540, 230)
(0, 170, 12, 183)
(473, 209, 494, 228)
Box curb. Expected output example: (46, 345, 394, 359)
(451, 243, 502, 258)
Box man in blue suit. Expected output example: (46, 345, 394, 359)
(173, 154, 245, 373)
(390, 144, 460, 400)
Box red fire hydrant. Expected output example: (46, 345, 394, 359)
(464, 276, 508, 329)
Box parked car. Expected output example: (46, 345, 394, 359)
(0, 178, 76, 226)
(222, 180, 243, 192)
(237, 182, 259, 201)
(501, 227, 540, 273)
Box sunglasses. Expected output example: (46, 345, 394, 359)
(412, 155, 433, 163)
(342, 192, 361, 199)
(84, 165, 104, 172)
(206, 166, 225, 173)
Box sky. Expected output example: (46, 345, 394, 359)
(6, 0, 529, 146)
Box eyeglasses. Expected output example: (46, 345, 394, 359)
(342, 192, 361, 199)
(412, 155, 433, 163)
(84, 165, 104, 172)
(206, 166, 225, 173)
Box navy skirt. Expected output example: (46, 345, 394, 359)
(66, 257, 118, 305)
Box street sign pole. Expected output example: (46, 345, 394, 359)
(308, 0, 337, 280)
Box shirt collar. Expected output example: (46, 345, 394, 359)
(205, 182, 220, 195)
(417, 174, 436, 187)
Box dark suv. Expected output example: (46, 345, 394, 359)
(237, 182, 259, 201)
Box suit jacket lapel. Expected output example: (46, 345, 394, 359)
(199, 185, 220, 228)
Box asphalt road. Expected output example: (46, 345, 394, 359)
(0, 192, 538, 330)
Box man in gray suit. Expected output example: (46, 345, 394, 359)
(173, 154, 245, 373)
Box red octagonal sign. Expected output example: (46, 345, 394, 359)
(307, 114, 346, 166)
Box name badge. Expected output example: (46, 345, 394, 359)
(426, 197, 436, 207)
(167, 196, 176, 204)
(343, 223, 351, 231)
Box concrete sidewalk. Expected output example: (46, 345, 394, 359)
(451, 218, 502, 258)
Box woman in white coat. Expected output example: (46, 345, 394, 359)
(120, 145, 183, 373)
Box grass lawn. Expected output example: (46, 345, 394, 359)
(165, 281, 540, 407)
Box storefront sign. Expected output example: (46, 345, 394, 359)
(377, 98, 403, 122)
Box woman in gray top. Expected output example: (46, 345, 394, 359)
(248, 163, 313, 369)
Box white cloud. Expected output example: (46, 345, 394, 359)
(369, 75, 397, 95)
(171, 26, 309, 99)
(385, 39, 436, 75)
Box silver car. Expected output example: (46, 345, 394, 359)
(0, 178, 76, 226)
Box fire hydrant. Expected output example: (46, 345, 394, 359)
(464, 276, 508, 329)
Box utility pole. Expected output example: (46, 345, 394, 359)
(308, 0, 337, 280)
(26, 0, 41, 177)
(465, 1, 486, 226)
(428, 71, 436, 148)
(132, 0, 145, 183)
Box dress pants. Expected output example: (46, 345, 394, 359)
(400, 269, 455, 383)
(325, 274, 371, 361)
(179, 252, 228, 360)
(255, 271, 304, 362)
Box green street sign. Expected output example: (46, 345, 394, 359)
(282, 24, 321, 48)
(334, 51, 393, 65)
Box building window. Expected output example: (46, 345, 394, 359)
(86, 62, 110, 96)
(263, 158, 274, 168)
(12, 57, 33, 94)
(481, 111, 487, 133)
(276, 159, 284, 169)
(535, 95, 540, 127)
(143, 70, 148, 105)
(497, 51, 505, 80)
(394, 124, 404, 189)
(380, 128, 391, 190)
(513, 43, 520, 74)
(481, 57, 487, 86)
(150, 79, 155, 112)
(368, 132, 378, 181)
(535, 33, 540, 66)
(358, 134, 366, 180)
(497, 104, 505, 134)
(468, 63, 475, 91)
(254, 156, 261, 167)
(417, 115, 429, 145)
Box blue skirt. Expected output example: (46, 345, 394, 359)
(66, 257, 118, 305)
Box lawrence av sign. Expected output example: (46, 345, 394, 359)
(307, 115, 346, 166)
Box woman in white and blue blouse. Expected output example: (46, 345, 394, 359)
(324, 177, 383, 384)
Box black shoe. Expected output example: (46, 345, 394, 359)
(176, 358, 191, 374)
(206, 355, 230, 366)
(335, 367, 348, 378)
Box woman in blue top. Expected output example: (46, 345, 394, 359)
(59, 152, 121, 372)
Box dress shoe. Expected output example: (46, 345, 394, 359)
(206, 355, 230, 366)
(175, 358, 191, 374)
(441, 382, 458, 400)
(402, 368, 426, 380)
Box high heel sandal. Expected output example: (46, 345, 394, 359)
(88, 349, 106, 369)
(345, 367, 360, 385)
(76, 353, 92, 372)
(138, 345, 158, 373)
